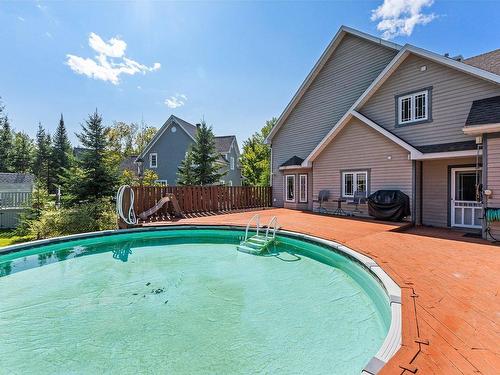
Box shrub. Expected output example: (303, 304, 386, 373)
(17, 198, 117, 240)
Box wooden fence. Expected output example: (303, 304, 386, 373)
(130, 185, 272, 223)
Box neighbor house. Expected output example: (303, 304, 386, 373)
(266, 26, 500, 240)
(0, 173, 34, 229)
(136, 115, 242, 186)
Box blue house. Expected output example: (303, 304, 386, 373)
(136, 115, 242, 186)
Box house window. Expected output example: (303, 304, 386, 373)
(342, 171, 368, 198)
(150, 153, 158, 168)
(230, 157, 235, 170)
(299, 174, 307, 203)
(285, 175, 295, 202)
(154, 179, 168, 185)
(397, 89, 429, 125)
(229, 180, 233, 186)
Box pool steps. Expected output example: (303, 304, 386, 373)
(237, 215, 278, 255)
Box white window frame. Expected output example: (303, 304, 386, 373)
(398, 89, 429, 125)
(154, 179, 168, 185)
(342, 171, 368, 198)
(228, 180, 233, 186)
(285, 175, 296, 203)
(299, 174, 308, 203)
(230, 156, 235, 170)
(149, 153, 158, 168)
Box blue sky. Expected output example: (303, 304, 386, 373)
(0, 1, 499, 146)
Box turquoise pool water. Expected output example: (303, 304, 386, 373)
(0, 229, 390, 374)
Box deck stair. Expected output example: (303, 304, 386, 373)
(237, 215, 279, 255)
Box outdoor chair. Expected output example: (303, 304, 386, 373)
(315, 190, 330, 213)
(347, 191, 367, 214)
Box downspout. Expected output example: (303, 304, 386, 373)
(482, 134, 488, 239)
(412, 159, 416, 225)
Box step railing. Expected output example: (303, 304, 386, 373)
(244, 214, 260, 241)
(265, 216, 278, 241)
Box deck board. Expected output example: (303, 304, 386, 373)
(145, 208, 500, 374)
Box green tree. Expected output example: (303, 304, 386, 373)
(179, 121, 224, 185)
(11, 131, 34, 173)
(51, 114, 72, 188)
(240, 117, 276, 186)
(136, 125, 157, 154)
(0, 100, 13, 172)
(108, 121, 139, 157)
(73, 110, 118, 202)
(33, 123, 52, 190)
(177, 148, 196, 185)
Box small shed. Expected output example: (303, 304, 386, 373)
(0, 173, 35, 229)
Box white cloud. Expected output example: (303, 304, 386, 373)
(66, 32, 161, 85)
(371, 0, 436, 39)
(45, 31, 53, 38)
(17, 16, 25, 22)
(165, 94, 187, 109)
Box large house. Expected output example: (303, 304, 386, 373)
(137, 115, 242, 186)
(266, 26, 500, 240)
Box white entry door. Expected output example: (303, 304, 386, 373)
(451, 167, 482, 228)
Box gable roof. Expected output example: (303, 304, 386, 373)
(464, 49, 500, 76)
(214, 136, 235, 154)
(465, 95, 500, 126)
(137, 115, 240, 161)
(0, 173, 35, 185)
(280, 156, 304, 168)
(304, 110, 421, 165)
(303, 43, 500, 164)
(265, 25, 401, 144)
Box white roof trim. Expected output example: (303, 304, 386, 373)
(265, 26, 401, 144)
(303, 110, 422, 165)
(352, 44, 500, 111)
(302, 42, 500, 165)
(137, 116, 196, 161)
(414, 149, 481, 160)
(463, 123, 500, 135)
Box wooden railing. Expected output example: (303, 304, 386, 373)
(131, 185, 272, 222)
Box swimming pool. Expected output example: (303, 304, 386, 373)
(0, 227, 401, 374)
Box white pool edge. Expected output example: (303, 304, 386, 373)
(0, 225, 402, 374)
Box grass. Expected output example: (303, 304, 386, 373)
(0, 230, 31, 248)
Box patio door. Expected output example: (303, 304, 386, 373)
(451, 167, 482, 229)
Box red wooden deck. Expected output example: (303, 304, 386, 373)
(145, 208, 500, 374)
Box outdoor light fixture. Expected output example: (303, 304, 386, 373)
(136, 158, 144, 179)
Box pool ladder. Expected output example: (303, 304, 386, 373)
(237, 214, 279, 255)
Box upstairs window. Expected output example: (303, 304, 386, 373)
(299, 174, 308, 203)
(150, 153, 158, 168)
(397, 89, 430, 125)
(230, 157, 235, 170)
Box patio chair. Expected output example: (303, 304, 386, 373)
(315, 190, 330, 213)
(347, 191, 367, 214)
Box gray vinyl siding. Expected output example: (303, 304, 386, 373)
(271, 34, 398, 206)
(219, 144, 242, 186)
(143, 122, 194, 185)
(360, 54, 500, 147)
(312, 118, 413, 215)
(421, 157, 476, 227)
(486, 136, 500, 238)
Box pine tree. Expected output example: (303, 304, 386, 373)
(177, 148, 196, 185)
(51, 114, 72, 188)
(189, 121, 225, 185)
(0, 101, 13, 172)
(74, 110, 118, 201)
(33, 123, 52, 189)
(11, 132, 34, 173)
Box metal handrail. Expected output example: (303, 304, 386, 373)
(265, 216, 278, 241)
(244, 214, 260, 241)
